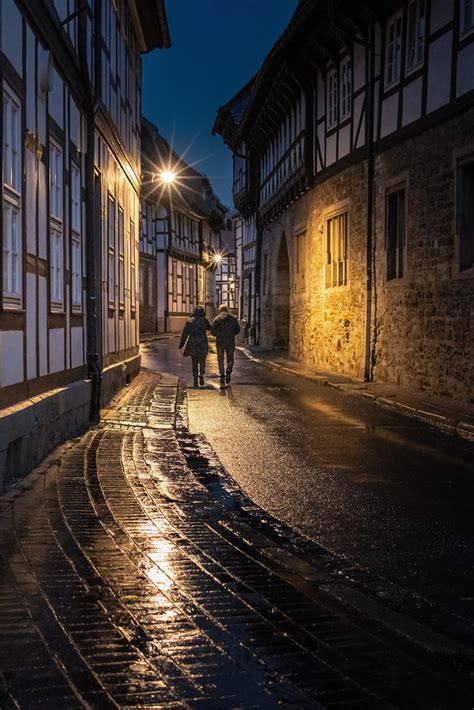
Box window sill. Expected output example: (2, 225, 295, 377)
(1, 304, 24, 313)
(385, 276, 408, 287)
(452, 265, 474, 281)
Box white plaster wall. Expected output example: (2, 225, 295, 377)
(380, 93, 399, 138)
(25, 149, 37, 254)
(26, 26, 36, 132)
(26, 273, 37, 380)
(0, 331, 24, 387)
(402, 76, 422, 126)
(338, 124, 351, 159)
(49, 329, 64, 374)
(2, 0, 23, 77)
(427, 32, 452, 113)
(457, 43, 474, 97)
(326, 133, 337, 166)
(430, 0, 454, 34)
(39, 277, 48, 376)
(71, 327, 84, 369)
(49, 69, 64, 127)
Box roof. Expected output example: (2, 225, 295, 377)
(127, 0, 171, 53)
(212, 77, 256, 145)
(141, 117, 226, 223)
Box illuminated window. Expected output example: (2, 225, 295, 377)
(385, 186, 406, 281)
(325, 211, 348, 288)
(386, 12, 402, 86)
(406, 0, 425, 71)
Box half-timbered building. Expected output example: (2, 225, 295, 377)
(140, 117, 226, 334)
(214, 0, 474, 402)
(0, 0, 170, 489)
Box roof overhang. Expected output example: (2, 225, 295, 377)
(127, 0, 171, 53)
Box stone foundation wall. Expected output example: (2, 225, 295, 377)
(260, 107, 474, 402)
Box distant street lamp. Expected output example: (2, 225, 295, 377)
(211, 251, 223, 266)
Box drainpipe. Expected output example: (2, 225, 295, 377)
(364, 17, 375, 382)
(79, 1, 102, 422)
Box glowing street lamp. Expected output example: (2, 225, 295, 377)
(159, 170, 176, 184)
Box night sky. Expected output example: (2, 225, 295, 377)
(142, 0, 299, 210)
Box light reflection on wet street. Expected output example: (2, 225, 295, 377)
(0, 356, 473, 707)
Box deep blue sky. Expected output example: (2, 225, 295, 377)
(142, 0, 299, 210)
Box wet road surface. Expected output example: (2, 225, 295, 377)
(142, 337, 474, 645)
(1, 368, 473, 707)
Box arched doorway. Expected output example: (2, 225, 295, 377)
(273, 235, 290, 348)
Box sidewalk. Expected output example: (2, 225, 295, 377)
(1, 369, 473, 708)
(239, 346, 474, 441)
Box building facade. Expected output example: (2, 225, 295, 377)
(0, 0, 170, 490)
(140, 118, 227, 333)
(214, 0, 474, 402)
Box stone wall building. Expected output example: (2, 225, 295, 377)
(140, 118, 227, 334)
(0, 0, 170, 490)
(214, 0, 474, 402)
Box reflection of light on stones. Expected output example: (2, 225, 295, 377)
(146, 539, 175, 592)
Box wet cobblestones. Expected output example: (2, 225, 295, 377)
(1, 371, 473, 708)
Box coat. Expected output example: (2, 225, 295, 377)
(179, 314, 211, 358)
(211, 312, 240, 349)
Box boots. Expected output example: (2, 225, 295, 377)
(199, 374, 204, 386)
(193, 377, 198, 387)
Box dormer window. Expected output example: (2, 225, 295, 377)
(386, 11, 402, 86)
(406, 0, 425, 72)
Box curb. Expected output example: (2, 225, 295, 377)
(237, 348, 474, 442)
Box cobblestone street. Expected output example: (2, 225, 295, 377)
(1, 370, 473, 708)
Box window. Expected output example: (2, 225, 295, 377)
(130, 219, 136, 311)
(340, 58, 352, 120)
(71, 164, 82, 307)
(325, 211, 348, 288)
(118, 206, 125, 307)
(461, 0, 474, 34)
(386, 12, 402, 85)
(50, 139, 64, 307)
(108, 195, 115, 306)
(385, 186, 406, 281)
(139, 263, 144, 304)
(2, 84, 22, 304)
(327, 68, 338, 128)
(406, 0, 425, 71)
(457, 161, 474, 272)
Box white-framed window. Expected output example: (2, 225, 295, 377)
(406, 0, 425, 72)
(385, 185, 406, 281)
(130, 219, 136, 311)
(71, 164, 82, 307)
(461, 0, 474, 34)
(118, 206, 125, 308)
(50, 139, 64, 308)
(108, 194, 115, 306)
(325, 210, 348, 288)
(327, 68, 338, 128)
(2, 83, 22, 305)
(386, 12, 402, 86)
(340, 58, 352, 120)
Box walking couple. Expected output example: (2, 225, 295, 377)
(179, 304, 240, 388)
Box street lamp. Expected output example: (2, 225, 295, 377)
(159, 170, 176, 184)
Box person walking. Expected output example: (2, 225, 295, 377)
(211, 304, 240, 387)
(178, 306, 211, 387)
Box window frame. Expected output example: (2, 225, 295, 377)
(2, 82, 23, 308)
(384, 183, 407, 283)
(327, 67, 338, 129)
(340, 57, 352, 121)
(107, 193, 116, 308)
(385, 10, 403, 88)
(118, 205, 125, 309)
(70, 162, 82, 310)
(406, 0, 426, 74)
(49, 137, 64, 311)
(324, 204, 349, 289)
(460, 0, 474, 37)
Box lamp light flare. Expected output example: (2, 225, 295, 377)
(159, 170, 177, 184)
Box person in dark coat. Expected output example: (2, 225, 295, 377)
(211, 304, 240, 386)
(179, 306, 211, 387)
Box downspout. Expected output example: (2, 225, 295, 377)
(79, 1, 102, 422)
(364, 17, 375, 382)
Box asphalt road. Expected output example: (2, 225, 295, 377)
(142, 337, 474, 641)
